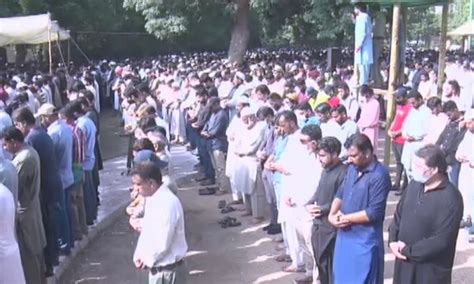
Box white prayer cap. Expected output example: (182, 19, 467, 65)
(236, 95, 250, 105)
(16, 82, 28, 90)
(240, 106, 257, 117)
(235, 71, 245, 81)
(465, 108, 474, 120)
(171, 81, 181, 88)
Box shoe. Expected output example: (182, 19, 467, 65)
(274, 254, 292, 262)
(214, 190, 228, 196)
(262, 224, 272, 231)
(267, 224, 282, 235)
(199, 188, 216, 196)
(293, 275, 313, 283)
(228, 199, 243, 206)
(460, 216, 472, 228)
(394, 190, 403, 196)
(218, 200, 226, 209)
(220, 206, 235, 214)
(391, 186, 400, 191)
(195, 176, 207, 182)
(200, 180, 215, 186)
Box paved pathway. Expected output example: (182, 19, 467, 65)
(59, 144, 474, 284)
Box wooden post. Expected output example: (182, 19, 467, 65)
(67, 37, 71, 64)
(383, 4, 401, 167)
(48, 21, 52, 74)
(437, 2, 449, 96)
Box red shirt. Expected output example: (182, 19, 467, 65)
(390, 104, 412, 144)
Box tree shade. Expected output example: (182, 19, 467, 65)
(353, 0, 450, 7)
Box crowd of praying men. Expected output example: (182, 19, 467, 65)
(0, 48, 473, 284)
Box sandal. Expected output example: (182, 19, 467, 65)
(221, 217, 241, 228)
(282, 265, 305, 273)
(218, 216, 232, 225)
(218, 200, 226, 209)
(220, 206, 235, 214)
(274, 254, 292, 263)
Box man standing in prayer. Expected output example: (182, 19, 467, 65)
(389, 145, 463, 284)
(306, 137, 347, 284)
(291, 124, 323, 284)
(401, 91, 431, 180)
(456, 109, 474, 233)
(329, 133, 391, 284)
(37, 103, 75, 254)
(201, 97, 230, 195)
(436, 101, 466, 187)
(353, 2, 373, 87)
(12, 107, 62, 276)
(233, 106, 268, 224)
(132, 161, 188, 284)
(0, 183, 25, 284)
(3, 126, 46, 284)
(388, 87, 411, 195)
(330, 105, 359, 159)
(357, 85, 380, 152)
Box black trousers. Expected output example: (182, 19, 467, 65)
(312, 226, 335, 284)
(392, 142, 408, 190)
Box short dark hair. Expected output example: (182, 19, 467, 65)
(447, 80, 460, 95)
(415, 144, 448, 173)
(256, 106, 274, 120)
(12, 107, 36, 125)
(347, 133, 373, 154)
(133, 138, 155, 152)
(301, 124, 322, 142)
(426, 96, 442, 110)
(255, 84, 270, 96)
(442, 100, 458, 113)
(354, 2, 367, 12)
(278, 110, 297, 125)
(194, 85, 208, 97)
(2, 126, 24, 143)
(331, 105, 347, 115)
(131, 161, 163, 185)
(315, 102, 331, 114)
(295, 102, 312, 112)
(319, 136, 342, 156)
(407, 90, 423, 101)
(360, 84, 374, 97)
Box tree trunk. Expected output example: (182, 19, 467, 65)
(228, 0, 250, 65)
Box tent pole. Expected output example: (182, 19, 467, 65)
(437, 2, 449, 97)
(48, 21, 52, 74)
(383, 3, 401, 167)
(67, 38, 71, 64)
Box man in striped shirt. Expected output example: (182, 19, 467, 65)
(59, 104, 88, 240)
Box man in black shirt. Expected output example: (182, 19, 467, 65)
(305, 137, 347, 284)
(436, 101, 466, 187)
(389, 144, 463, 284)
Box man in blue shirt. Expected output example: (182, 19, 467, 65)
(70, 101, 98, 225)
(329, 133, 391, 284)
(12, 107, 63, 276)
(37, 103, 75, 254)
(201, 97, 229, 195)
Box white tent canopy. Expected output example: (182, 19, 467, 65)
(0, 13, 70, 46)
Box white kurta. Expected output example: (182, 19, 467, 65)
(401, 104, 431, 176)
(0, 184, 26, 284)
(225, 116, 244, 179)
(456, 131, 474, 218)
(233, 122, 267, 195)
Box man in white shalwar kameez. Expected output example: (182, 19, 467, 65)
(288, 125, 323, 282)
(225, 97, 250, 203)
(401, 92, 431, 179)
(0, 183, 26, 284)
(456, 109, 474, 232)
(233, 106, 268, 223)
(272, 111, 305, 272)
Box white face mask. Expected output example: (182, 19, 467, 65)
(411, 167, 429, 183)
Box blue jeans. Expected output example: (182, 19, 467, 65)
(197, 138, 215, 181)
(447, 161, 461, 188)
(56, 187, 72, 253)
(185, 123, 198, 150)
(83, 170, 98, 225)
